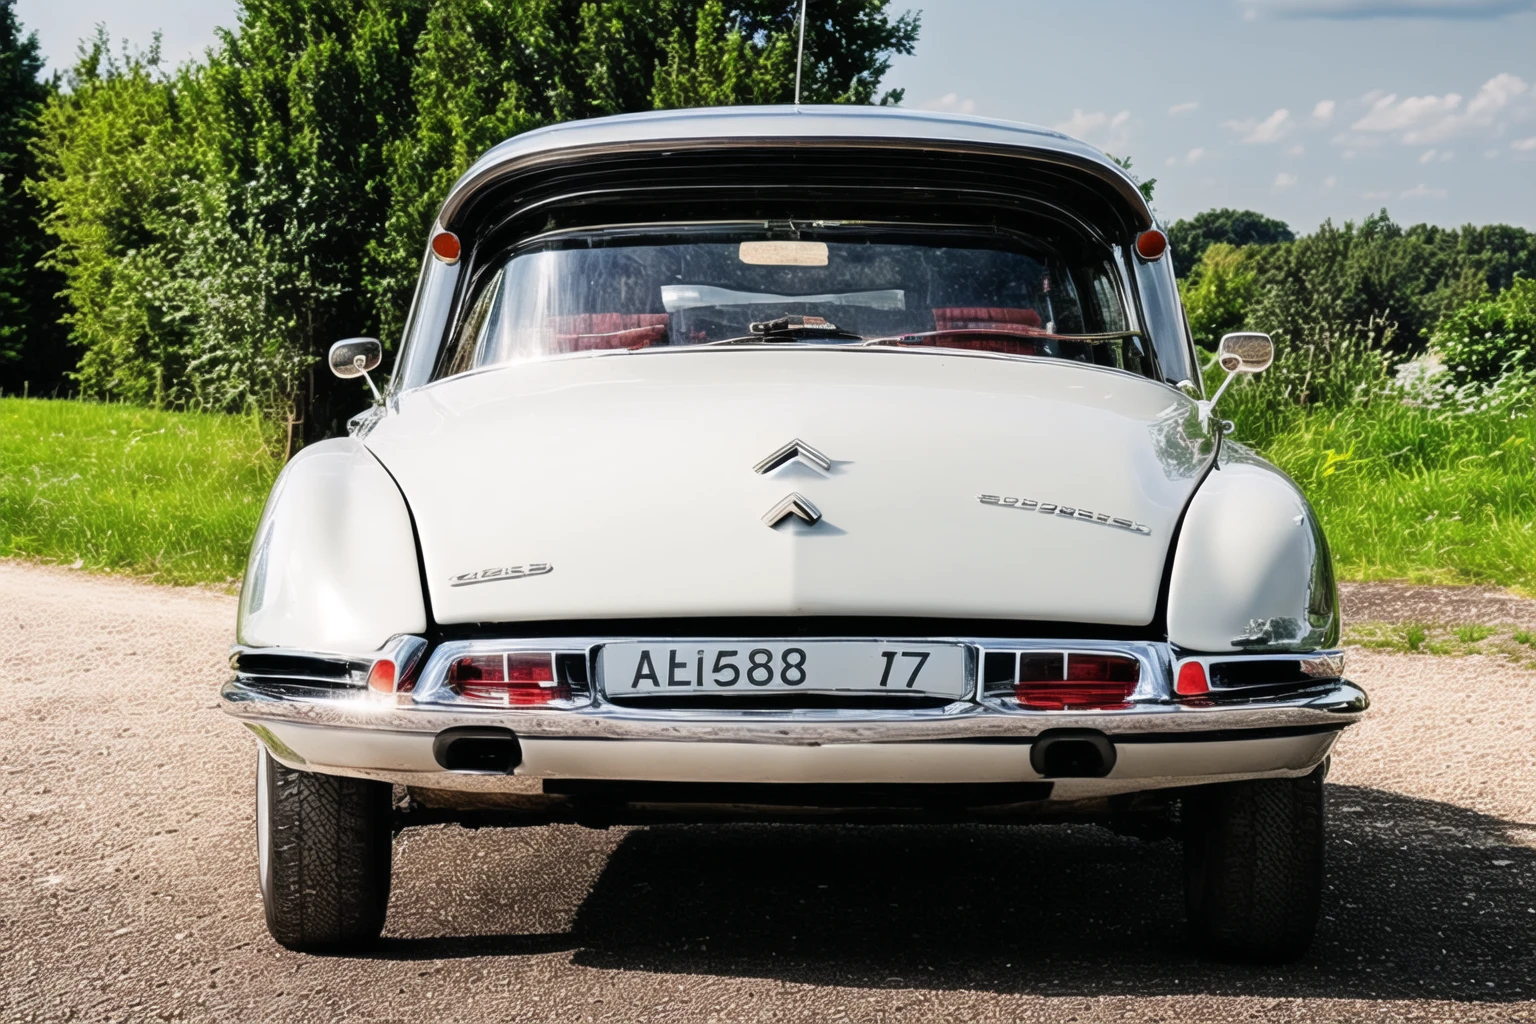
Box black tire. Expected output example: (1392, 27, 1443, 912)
(257, 746, 393, 951)
(1182, 765, 1325, 963)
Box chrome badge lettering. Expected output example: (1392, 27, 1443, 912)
(978, 494, 1150, 536)
(449, 563, 553, 587)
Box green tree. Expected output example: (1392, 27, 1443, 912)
(371, 0, 919, 347)
(1167, 208, 1293, 279)
(1243, 211, 1435, 354)
(0, 0, 67, 393)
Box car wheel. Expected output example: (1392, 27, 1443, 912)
(256, 745, 393, 951)
(1181, 765, 1325, 963)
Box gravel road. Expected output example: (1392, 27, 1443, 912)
(3, 560, 1534, 1023)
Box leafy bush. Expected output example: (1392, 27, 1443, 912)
(1432, 277, 1536, 387)
(1178, 243, 1256, 348)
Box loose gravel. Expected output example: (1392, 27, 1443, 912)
(2, 560, 1533, 1023)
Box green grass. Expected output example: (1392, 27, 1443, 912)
(4, 386, 1535, 595)
(1346, 621, 1536, 669)
(1237, 399, 1536, 594)
(0, 398, 279, 585)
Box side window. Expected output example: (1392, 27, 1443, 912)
(1091, 270, 1129, 333)
(440, 269, 505, 378)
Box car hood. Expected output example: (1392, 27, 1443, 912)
(365, 349, 1216, 629)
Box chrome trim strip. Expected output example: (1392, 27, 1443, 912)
(230, 634, 430, 689)
(223, 662, 1368, 747)
(754, 438, 832, 475)
(762, 492, 823, 528)
(1174, 650, 1346, 688)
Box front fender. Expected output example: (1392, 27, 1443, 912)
(237, 439, 427, 652)
(1165, 446, 1338, 653)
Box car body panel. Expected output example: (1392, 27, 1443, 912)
(238, 439, 426, 652)
(1166, 444, 1339, 654)
(364, 347, 1215, 628)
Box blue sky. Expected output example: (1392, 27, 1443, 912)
(17, 0, 1536, 231)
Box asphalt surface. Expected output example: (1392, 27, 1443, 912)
(2, 560, 1534, 1023)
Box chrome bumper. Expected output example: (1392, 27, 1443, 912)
(222, 636, 1366, 800)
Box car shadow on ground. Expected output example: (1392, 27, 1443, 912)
(373, 784, 1535, 1002)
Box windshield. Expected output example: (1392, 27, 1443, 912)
(437, 224, 1150, 379)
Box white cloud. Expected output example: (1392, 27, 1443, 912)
(1257, 0, 1536, 19)
(1164, 147, 1206, 167)
(1486, 148, 1502, 158)
(1400, 183, 1449, 198)
(1168, 101, 1200, 116)
(1418, 148, 1456, 162)
(1225, 108, 1293, 143)
(1313, 99, 1337, 121)
(1354, 91, 1463, 135)
(1286, 143, 1306, 156)
(1054, 109, 1133, 148)
(1273, 171, 1299, 189)
(919, 92, 977, 115)
(1323, 174, 1338, 190)
(1513, 136, 1536, 150)
(1346, 73, 1533, 144)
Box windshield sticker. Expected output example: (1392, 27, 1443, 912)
(978, 494, 1150, 536)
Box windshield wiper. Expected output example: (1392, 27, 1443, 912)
(862, 327, 1144, 346)
(707, 315, 865, 345)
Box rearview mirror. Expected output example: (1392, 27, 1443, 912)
(1217, 332, 1274, 374)
(329, 338, 382, 379)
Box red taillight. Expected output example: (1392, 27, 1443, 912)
(431, 230, 461, 264)
(1015, 652, 1140, 710)
(447, 652, 567, 705)
(1175, 661, 1210, 697)
(1135, 229, 1168, 261)
(367, 659, 396, 694)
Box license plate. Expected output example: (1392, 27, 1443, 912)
(599, 641, 970, 700)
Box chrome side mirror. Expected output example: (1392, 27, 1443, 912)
(329, 338, 383, 403)
(1200, 331, 1274, 427)
(1217, 332, 1274, 374)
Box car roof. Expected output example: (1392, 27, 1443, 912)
(436, 105, 1154, 232)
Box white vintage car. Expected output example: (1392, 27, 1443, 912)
(223, 106, 1366, 962)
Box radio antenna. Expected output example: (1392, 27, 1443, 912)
(794, 0, 808, 105)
